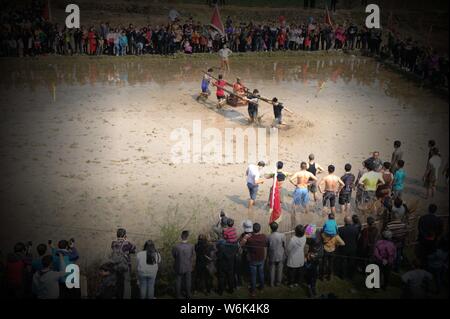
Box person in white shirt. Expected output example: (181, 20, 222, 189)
(246, 161, 266, 213)
(424, 147, 442, 199)
(136, 240, 161, 299)
(286, 225, 307, 288)
(113, 29, 120, 56)
(218, 44, 233, 71)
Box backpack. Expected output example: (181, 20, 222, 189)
(109, 241, 129, 274)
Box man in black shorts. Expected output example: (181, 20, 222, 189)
(307, 154, 325, 202)
(318, 165, 345, 214)
(244, 89, 260, 124)
(271, 97, 284, 126)
(339, 163, 356, 214)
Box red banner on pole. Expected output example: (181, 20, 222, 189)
(210, 4, 224, 36)
(269, 175, 282, 225)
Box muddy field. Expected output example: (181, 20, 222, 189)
(0, 52, 448, 269)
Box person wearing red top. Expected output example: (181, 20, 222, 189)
(88, 28, 97, 55)
(245, 223, 268, 297)
(277, 31, 286, 50)
(6, 242, 32, 298)
(222, 219, 238, 244)
(214, 74, 228, 109)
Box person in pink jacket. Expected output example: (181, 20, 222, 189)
(373, 230, 397, 290)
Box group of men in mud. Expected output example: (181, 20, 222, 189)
(245, 147, 412, 219)
(197, 68, 293, 127)
(246, 137, 448, 220)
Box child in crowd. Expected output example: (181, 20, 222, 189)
(223, 218, 238, 244)
(322, 213, 338, 237)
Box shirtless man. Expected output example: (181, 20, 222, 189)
(306, 154, 325, 202)
(289, 162, 318, 214)
(318, 165, 345, 214)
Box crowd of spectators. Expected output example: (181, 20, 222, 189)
(0, 203, 447, 299)
(0, 2, 448, 87)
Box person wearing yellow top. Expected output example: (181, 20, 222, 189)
(359, 170, 384, 193)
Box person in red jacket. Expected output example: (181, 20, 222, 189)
(6, 242, 32, 298)
(245, 223, 268, 297)
(88, 28, 97, 55)
(213, 74, 228, 109)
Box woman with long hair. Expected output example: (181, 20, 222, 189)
(136, 240, 161, 299)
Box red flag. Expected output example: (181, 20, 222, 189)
(210, 4, 224, 36)
(269, 174, 282, 225)
(324, 6, 333, 29)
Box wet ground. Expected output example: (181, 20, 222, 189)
(0, 52, 448, 267)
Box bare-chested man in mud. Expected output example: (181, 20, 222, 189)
(289, 162, 318, 214)
(318, 165, 345, 214)
(306, 153, 325, 203)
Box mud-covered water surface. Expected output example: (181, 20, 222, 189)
(0, 54, 448, 264)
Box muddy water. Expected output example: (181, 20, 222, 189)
(0, 54, 448, 267)
(0, 54, 447, 123)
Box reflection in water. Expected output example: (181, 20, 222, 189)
(0, 55, 445, 105)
